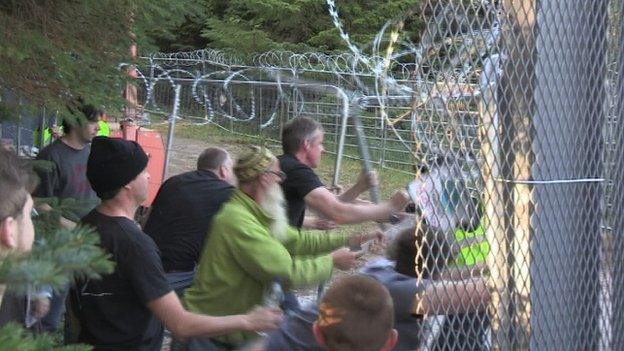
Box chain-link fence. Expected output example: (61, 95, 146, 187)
(134, 1, 624, 350)
(1, 0, 621, 350)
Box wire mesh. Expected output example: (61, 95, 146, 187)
(132, 1, 624, 350)
(0, 0, 614, 350)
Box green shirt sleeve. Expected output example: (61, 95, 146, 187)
(227, 217, 334, 287)
(282, 226, 348, 255)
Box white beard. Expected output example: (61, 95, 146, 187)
(260, 182, 289, 242)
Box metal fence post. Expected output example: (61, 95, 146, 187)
(163, 84, 181, 180)
(485, 1, 608, 350)
(16, 98, 22, 152)
(38, 106, 46, 149)
(529, 2, 607, 350)
(609, 4, 624, 349)
(486, 1, 609, 350)
(332, 88, 350, 189)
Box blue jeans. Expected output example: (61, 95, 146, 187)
(281, 292, 300, 312)
(165, 270, 196, 297)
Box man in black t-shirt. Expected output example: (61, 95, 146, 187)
(144, 147, 236, 296)
(71, 137, 281, 351)
(279, 117, 409, 230)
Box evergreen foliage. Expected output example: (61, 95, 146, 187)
(158, 0, 423, 55)
(0, 323, 87, 351)
(0, 0, 201, 114)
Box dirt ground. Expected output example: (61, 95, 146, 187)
(165, 137, 245, 178)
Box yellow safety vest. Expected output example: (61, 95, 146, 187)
(454, 216, 489, 266)
(33, 128, 52, 148)
(97, 120, 110, 137)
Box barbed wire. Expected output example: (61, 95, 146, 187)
(125, 0, 501, 185)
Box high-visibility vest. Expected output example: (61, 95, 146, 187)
(33, 127, 53, 148)
(454, 216, 489, 266)
(97, 120, 110, 136)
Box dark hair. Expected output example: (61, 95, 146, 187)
(62, 104, 102, 134)
(281, 117, 323, 155)
(0, 149, 36, 221)
(197, 147, 229, 171)
(394, 222, 451, 279)
(318, 275, 394, 351)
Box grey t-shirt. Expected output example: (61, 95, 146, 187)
(34, 139, 99, 219)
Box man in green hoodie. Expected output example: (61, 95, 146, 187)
(183, 146, 377, 350)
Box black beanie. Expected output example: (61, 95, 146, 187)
(87, 136, 149, 197)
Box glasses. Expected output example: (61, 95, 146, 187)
(265, 170, 287, 181)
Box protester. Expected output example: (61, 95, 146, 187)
(34, 105, 102, 223)
(183, 145, 377, 349)
(33, 104, 102, 333)
(145, 147, 236, 296)
(69, 137, 282, 350)
(279, 117, 408, 229)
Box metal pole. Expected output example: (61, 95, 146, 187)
(39, 106, 46, 148)
(146, 58, 156, 112)
(332, 89, 350, 189)
(379, 107, 388, 170)
(16, 98, 22, 153)
(163, 84, 181, 180)
(350, 99, 380, 204)
(527, 1, 607, 350)
(609, 2, 624, 349)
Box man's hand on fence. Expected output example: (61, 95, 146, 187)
(348, 230, 384, 248)
(354, 170, 378, 192)
(389, 189, 410, 211)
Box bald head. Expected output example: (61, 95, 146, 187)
(197, 147, 229, 171)
(197, 147, 236, 185)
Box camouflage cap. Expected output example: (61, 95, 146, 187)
(235, 145, 276, 182)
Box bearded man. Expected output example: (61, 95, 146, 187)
(182, 146, 376, 350)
